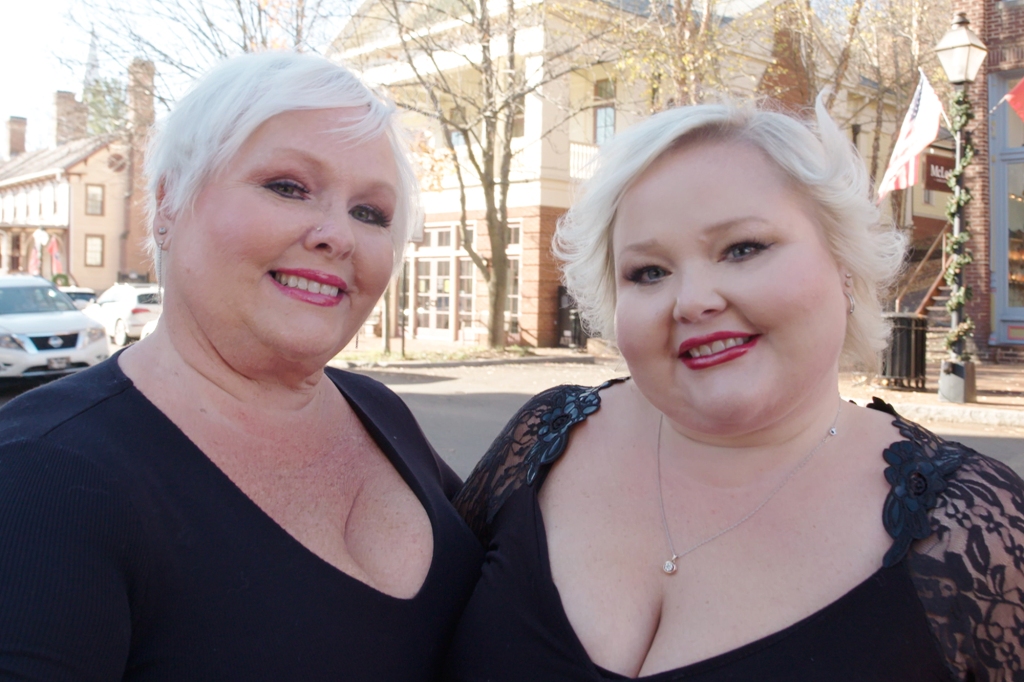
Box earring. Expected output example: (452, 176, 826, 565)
(315, 225, 323, 232)
(157, 227, 167, 235)
(846, 292, 855, 315)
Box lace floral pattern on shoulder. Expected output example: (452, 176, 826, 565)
(865, 398, 1024, 681)
(453, 379, 625, 545)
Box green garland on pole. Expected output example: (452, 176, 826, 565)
(944, 88, 975, 360)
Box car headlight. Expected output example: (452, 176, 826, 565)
(85, 327, 107, 344)
(0, 334, 25, 351)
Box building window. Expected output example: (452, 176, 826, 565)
(1007, 165, 1024, 308)
(449, 107, 467, 147)
(85, 235, 104, 267)
(461, 223, 474, 249)
(512, 97, 525, 138)
(594, 79, 616, 146)
(85, 184, 104, 216)
(506, 221, 520, 246)
(458, 258, 475, 328)
(423, 226, 452, 248)
(415, 258, 451, 331)
(506, 258, 520, 334)
(851, 123, 861, 148)
(923, 188, 934, 205)
(9, 234, 20, 272)
(595, 107, 615, 145)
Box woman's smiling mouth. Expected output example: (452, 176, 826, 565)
(678, 332, 759, 369)
(270, 269, 347, 306)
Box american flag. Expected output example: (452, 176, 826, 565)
(877, 74, 945, 201)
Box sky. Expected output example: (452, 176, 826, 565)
(0, 0, 91, 154)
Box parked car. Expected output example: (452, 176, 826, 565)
(58, 285, 98, 310)
(85, 283, 163, 346)
(0, 275, 109, 380)
(140, 317, 159, 340)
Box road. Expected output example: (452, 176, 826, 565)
(2, 360, 1021, 479)
(351, 361, 1024, 478)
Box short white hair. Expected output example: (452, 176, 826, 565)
(145, 51, 420, 272)
(554, 97, 907, 370)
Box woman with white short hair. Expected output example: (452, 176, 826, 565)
(0, 52, 481, 680)
(444, 99, 1024, 681)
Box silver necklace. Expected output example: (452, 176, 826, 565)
(656, 403, 843, 575)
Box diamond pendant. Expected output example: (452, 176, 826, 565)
(663, 558, 678, 575)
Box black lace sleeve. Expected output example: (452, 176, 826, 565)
(871, 400, 1024, 681)
(453, 379, 626, 546)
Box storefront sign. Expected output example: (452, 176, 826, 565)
(925, 154, 954, 192)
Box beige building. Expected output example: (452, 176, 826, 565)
(0, 62, 156, 293)
(0, 127, 131, 290)
(333, 0, 911, 348)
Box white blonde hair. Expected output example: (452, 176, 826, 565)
(554, 97, 906, 370)
(145, 51, 420, 272)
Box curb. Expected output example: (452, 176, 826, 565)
(842, 395, 1024, 427)
(330, 354, 597, 370)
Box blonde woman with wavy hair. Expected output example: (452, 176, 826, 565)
(443, 98, 1024, 681)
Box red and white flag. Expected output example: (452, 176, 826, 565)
(1004, 78, 1024, 123)
(877, 74, 945, 201)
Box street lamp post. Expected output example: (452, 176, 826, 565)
(935, 11, 987, 403)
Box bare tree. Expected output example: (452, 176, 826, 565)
(68, 0, 350, 112)
(338, 0, 609, 347)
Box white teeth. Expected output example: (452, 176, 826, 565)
(274, 273, 342, 297)
(687, 336, 751, 358)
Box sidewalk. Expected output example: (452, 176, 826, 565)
(334, 333, 597, 368)
(839, 363, 1024, 426)
(335, 333, 1024, 426)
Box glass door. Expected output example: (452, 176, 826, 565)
(414, 258, 451, 336)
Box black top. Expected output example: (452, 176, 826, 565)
(445, 380, 1024, 681)
(0, 357, 483, 681)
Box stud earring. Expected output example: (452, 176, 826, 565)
(316, 226, 323, 232)
(157, 227, 167, 235)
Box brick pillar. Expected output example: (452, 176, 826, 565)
(517, 206, 563, 347)
(956, 0, 993, 357)
(125, 59, 156, 281)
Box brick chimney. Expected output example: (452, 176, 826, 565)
(6, 117, 26, 157)
(54, 91, 88, 145)
(123, 59, 157, 282)
(128, 59, 155, 135)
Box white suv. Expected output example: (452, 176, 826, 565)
(0, 275, 110, 379)
(87, 283, 163, 346)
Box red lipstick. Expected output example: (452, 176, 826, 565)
(678, 331, 759, 370)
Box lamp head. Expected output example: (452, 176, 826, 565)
(935, 12, 988, 85)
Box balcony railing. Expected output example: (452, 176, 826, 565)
(570, 142, 599, 181)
